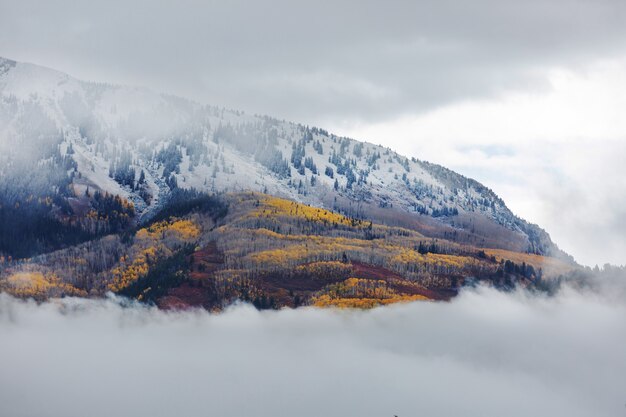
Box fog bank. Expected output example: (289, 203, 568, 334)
(1, 286, 625, 417)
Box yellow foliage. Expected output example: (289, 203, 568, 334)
(312, 295, 426, 308)
(252, 196, 362, 227)
(391, 249, 472, 269)
(294, 261, 352, 276)
(245, 235, 473, 274)
(108, 218, 200, 292)
(4, 272, 86, 298)
(137, 219, 200, 241)
(108, 251, 151, 292)
(167, 219, 201, 239)
(311, 277, 428, 308)
(7, 272, 50, 290)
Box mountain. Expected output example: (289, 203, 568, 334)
(0, 192, 576, 308)
(0, 57, 576, 307)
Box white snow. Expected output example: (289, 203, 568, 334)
(0, 56, 528, 234)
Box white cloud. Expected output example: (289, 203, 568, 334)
(331, 61, 626, 266)
(1, 288, 625, 417)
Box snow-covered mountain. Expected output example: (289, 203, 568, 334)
(0, 56, 564, 258)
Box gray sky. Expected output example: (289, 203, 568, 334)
(1, 287, 626, 417)
(1, 0, 626, 265)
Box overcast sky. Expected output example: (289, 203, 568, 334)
(1, 0, 626, 265)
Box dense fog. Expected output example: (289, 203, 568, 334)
(1, 283, 625, 417)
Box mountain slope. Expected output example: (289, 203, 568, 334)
(0, 192, 576, 308)
(0, 56, 567, 261)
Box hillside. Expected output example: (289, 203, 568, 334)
(0, 56, 568, 263)
(0, 192, 576, 309)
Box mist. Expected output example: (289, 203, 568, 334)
(1, 284, 625, 417)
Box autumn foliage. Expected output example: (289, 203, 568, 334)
(0, 192, 567, 310)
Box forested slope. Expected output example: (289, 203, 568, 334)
(0, 192, 575, 309)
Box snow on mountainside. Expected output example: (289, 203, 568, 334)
(0, 56, 565, 257)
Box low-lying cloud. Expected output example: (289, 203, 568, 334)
(1, 284, 625, 417)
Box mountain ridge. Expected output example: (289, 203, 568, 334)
(0, 56, 570, 263)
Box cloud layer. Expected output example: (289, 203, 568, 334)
(1, 287, 625, 417)
(2, 0, 626, 124)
